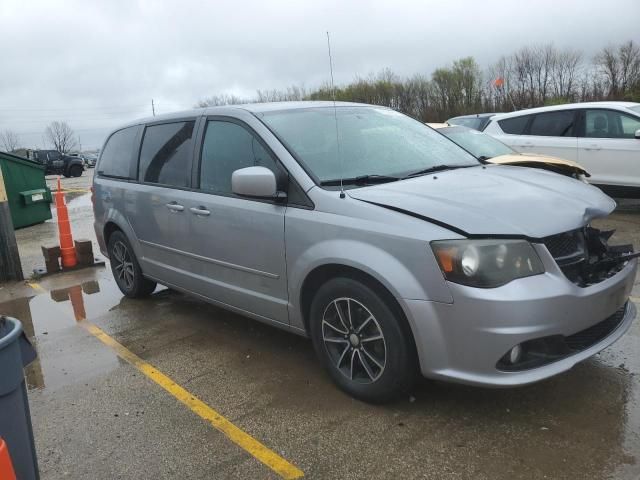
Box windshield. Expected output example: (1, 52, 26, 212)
(260, 106, 478, 185)
(439, 126, 515, 159)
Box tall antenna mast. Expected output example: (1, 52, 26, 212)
(326, 31, 345, 199)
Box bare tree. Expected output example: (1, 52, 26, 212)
(595, 46, 621, 97)
(195, 39, 639, 122)
(551, 49, 582, 100)
(618, 40, 640, 94)
(196, 93, 248, 107)
(45, 121, 77, 153)
(0, 129, 20, 152)
(256, 85, 307, 102)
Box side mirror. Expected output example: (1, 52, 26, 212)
(232, 166, 284, 199)
(635, 129, 640, 139)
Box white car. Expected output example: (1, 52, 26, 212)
(483, 102, 640, 197)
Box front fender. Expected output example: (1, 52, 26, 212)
(287, 238, 453, 330)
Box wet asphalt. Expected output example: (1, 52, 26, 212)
(1, 172, 639, 479)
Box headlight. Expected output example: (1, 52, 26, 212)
(431, 239, 544, 288)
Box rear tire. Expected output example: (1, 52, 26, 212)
(107, 231, 156, 298)
(309, 277, 416, 403)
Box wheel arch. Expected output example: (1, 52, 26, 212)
(299, 263, 418, 362)
(100, 211, 142, 261)
(103, 221, 122, 249)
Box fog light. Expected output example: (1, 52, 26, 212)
(509, 345, 522, 364)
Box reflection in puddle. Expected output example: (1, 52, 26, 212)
(0, 279, 126, 392)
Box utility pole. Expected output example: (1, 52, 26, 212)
(78, 136, 82, 153)
(151, 99, 156, 116)
(0, 167, 24, 281)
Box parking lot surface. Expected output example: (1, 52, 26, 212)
(2, 173, 639, 479)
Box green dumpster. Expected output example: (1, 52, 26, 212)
(0, 152, 52, 229)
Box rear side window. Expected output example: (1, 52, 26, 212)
(199, 120, 279, 195)
(529, 111, 575, 137)
(138, 121, 195, 187)
(98, 126, 139, 178)
(498, 115, 530, 135)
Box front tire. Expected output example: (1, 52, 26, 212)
(107, 231, 156, 298)
(309, 277, 416, 403)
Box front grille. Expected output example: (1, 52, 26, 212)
(565, 304, 627, 351)
(544, 231, 583, 259)
(542, 228, 630, 287)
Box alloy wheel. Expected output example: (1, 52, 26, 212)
(322, 297, 387, 383)
(112, 240, 135, 290)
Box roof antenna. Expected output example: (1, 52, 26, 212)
(326, 31, 345, 199)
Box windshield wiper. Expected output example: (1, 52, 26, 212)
(320, 174, 401, 186)
(404, 164, 475, 178)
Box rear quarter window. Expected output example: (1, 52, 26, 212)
(98, 126, 140, 179)
(498, 115, 530, 134)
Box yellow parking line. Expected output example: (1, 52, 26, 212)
(29, 282, 46, 293)
(27, 282, 304, 479)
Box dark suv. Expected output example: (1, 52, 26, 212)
(32, 150, 84, 177)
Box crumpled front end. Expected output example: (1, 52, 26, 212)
(403, 227, 638, 387)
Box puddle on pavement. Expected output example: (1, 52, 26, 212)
(0, 277, 130, 393)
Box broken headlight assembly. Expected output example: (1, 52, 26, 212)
(431, 239, 545, 288)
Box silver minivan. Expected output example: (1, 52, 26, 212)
(93, 102, 637, 402)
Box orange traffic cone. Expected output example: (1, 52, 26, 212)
(55, 177, 77, 268)
(0, 438, 17, 480)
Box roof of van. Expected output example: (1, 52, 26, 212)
(491, 101, 640, 120)
(126, 101, 374, 126)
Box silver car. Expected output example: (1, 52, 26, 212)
(93, 102, 637, 402)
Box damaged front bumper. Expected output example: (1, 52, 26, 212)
(403, 238, 637, 387)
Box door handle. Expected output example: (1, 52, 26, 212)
(585, 144, 601, 151)
(189, 206, 210, 217)
(166, 202, 184, 212)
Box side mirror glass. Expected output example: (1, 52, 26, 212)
(635, 129, 640, 139)
(232, 166, 280, 198)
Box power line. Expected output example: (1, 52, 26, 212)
(0, 110, 146, 117)
(1, 117, 141, 124)
(0, 104, 150, 112)
(7, 126, 114, 135)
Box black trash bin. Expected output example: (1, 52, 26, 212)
(0, 316, 39, 480)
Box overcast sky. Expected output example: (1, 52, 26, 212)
(1, 0, 638, 150)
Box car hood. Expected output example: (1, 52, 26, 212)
(488, 153, 590, 177)
(348, 165, 615, 238)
